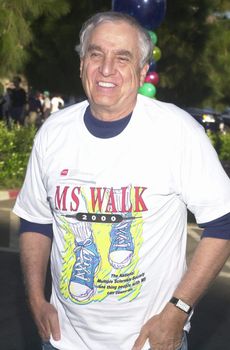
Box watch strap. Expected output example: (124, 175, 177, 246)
(170, 297, 192, 314)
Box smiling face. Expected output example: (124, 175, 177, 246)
(80, 21, 149, 121)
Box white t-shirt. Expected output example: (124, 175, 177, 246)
(13, 94, 230, 350)
(51, 96, 64, 113)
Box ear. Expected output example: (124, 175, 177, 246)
(139, 64, 149, 86)
(80, 60, 83, 78)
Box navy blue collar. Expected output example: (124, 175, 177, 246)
(84, 106, 132, 139)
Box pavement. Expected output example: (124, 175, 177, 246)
(0, 193, 230, 349)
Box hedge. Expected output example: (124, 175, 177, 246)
(0, 122, 229, 189)
(0, 122, 36, 189)
(207, 130, 230, 161)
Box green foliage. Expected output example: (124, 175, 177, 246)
(202, 19, 230, 108)
(219, 133, 230, 160)
(207, 130, 230, 160)
(0, 0, 70, 77)
(155, 0, 230, 109)
(0, 122, 36, 189)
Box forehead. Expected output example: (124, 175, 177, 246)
(87, 21, 139, 52)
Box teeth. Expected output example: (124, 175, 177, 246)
(98, 81, 115, 88)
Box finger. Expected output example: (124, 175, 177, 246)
(49, 311, 61, 341)
(132, 329, 148, 350)
(38, 319, 51, 341)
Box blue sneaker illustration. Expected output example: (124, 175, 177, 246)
(69, 236, 100, 301)
(109, 217, 134, 269)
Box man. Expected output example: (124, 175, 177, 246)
(42, 91, 52, 120)
(27, 90, 43, 126)
(50, 93, 64, 113)
(9, 76, 27, 125)
(13, 11, 230, 350)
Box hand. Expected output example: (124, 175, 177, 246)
(132, 303, 187, 350)
(30, 299, 61, 341)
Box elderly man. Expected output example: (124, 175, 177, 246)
(13, 11, 230, 350)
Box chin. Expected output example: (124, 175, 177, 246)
(92, 97, 118, 108)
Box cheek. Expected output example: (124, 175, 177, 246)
(119, 65, 135, 80)
(81, 66, 94, 88)
(85, 65, 98, 83)
(124, 67, 142, 88)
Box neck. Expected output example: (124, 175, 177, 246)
(89, 100, 137, 121)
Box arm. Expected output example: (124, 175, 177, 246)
(20, 232, 61, 341)
(132, 237, 230, 350)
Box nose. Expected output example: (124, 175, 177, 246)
(99, 56, 115, 76)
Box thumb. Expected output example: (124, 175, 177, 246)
(132, 328, 148, 350)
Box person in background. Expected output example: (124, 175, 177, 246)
(43, 91, 52, 120)
(50, 93, 64, 113)
(0, 82, 5, 120)
(2, 87, 12, 127)
(13, 11, 230, 350)
(26, 90, 43, 127)
(9, 76, 27, 125)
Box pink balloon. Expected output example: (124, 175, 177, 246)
(145, 71, 159, 86)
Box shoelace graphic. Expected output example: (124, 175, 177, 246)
(111, 221, 132, 248)
(73, 239, 96, 282)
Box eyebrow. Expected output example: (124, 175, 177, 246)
(116, 49, 133, 59)
(87, 44, 133, 59)
(87, 44, 103, 52)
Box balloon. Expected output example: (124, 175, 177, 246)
(148, 30, 158, 45)
(138, 83, 156, 98)
(148, 59, 157, 72)
(152, 46, 162, 61)
(112, 0, 167, 29)
(145, 71, 159, 85)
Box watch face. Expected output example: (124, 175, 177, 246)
(177, 299, 190, 312)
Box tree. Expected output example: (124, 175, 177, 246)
(0, 0, 70, 77)
(156, 0, 230, 109)
(202, 16, 230, 108)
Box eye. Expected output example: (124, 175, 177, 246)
(90, 52, 102, 58)
(118, 56, 129, 63)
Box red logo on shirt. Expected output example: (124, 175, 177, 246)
(60, 169, 69, 176)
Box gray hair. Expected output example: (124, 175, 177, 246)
(76, 11, 153, 68)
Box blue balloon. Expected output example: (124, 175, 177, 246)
(148, 60, 157, 72)
(112, 0, 167, 29)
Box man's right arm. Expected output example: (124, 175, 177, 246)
(20, 232, 61, 341)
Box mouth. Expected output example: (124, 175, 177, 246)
(97, 81, 116, 88)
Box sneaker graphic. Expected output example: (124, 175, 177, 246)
(109, 217, 134, 269)
(69, 236, 100, 301)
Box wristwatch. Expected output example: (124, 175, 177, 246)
(169, 297, 192, 314)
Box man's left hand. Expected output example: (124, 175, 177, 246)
(132, 303, 187, 350)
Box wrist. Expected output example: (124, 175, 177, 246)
(160, 302, 189, 328)
(169, 296, 192, 315)
(27, 292, 47, 308)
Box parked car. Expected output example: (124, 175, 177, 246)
(221, 107, 230, 127)
(185, 107, 222, 132)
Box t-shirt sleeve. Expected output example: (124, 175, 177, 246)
(199, 212, 230, 239)
(19, 218, 53, 238)
(177, 121, 230, 224)
(13, 130, 52, 224)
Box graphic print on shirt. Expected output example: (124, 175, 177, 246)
(52, 178, 147, 305)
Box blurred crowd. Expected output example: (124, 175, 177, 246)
(0, 76, 78, 128)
